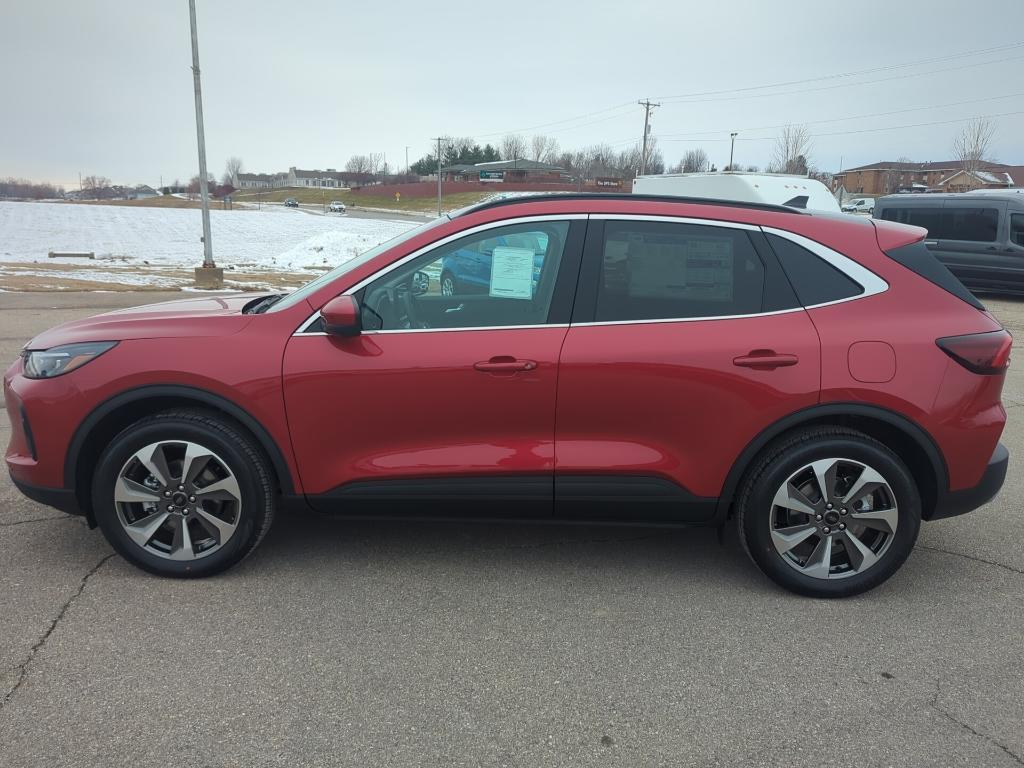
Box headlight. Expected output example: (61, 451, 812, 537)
(22, 341, 118, 379)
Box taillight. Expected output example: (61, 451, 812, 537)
(936, 329, 1013, 374)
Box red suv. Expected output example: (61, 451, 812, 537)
(4, 195, 1010, 597)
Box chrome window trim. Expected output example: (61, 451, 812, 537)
(294, 213, 586, 335)
(298, 323, 569, 337)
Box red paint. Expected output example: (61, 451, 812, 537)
(4, 195, 1009, 515)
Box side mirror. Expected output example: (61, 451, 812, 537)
(411, 270, 429, 296)
(321, 295, 361, 336)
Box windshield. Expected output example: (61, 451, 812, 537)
(266, 216, 449, 313)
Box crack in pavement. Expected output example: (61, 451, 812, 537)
(930, 678, 1024, 766)
(0, 515, 75, 528)
(0, 552, 116, 710)
(915, 544, 1024, 576)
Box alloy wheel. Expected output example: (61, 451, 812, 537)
(113, 440, 242, 561)
(769, 457, 898, 580)
(441, 276, 455, 296)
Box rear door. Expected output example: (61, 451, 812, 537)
(553, 215, 821, 522)
(933, 200, 1010, 291)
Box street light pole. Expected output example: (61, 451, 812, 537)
(188, 0, 221, 287)
(431, 137, 444, 217)
(729, 132, 738, 171)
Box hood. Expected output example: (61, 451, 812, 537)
(26, 294, 256, 349)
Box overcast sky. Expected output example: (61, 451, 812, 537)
(3, 0, 1023, 188)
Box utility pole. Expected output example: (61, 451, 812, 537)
(405, 146, 410, 176)
(638, 99, 660, 176)
(431, 137, 444, 217)
(729, 132, 738, 171)
(188, 0, 221, 288)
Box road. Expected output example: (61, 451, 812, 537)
(1, 291, 1023, 767)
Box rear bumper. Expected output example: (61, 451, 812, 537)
(9, 473, 82, 516)
(931, 443, 1008, 520)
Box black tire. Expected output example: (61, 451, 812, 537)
(440, 271, 457, 297)
(737, 426, 921, 598)
(91, 409, 275, 578)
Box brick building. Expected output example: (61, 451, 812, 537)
(834, 160, 1021, 195)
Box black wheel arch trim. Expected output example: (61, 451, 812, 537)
(715, 402, 949, 520)
(63, 384, 296, 495)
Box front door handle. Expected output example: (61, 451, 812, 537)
(474, 356, 537, 374)
(733, 350, 799, 370)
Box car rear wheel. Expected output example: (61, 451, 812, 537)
(91, 409, 274, 577)
(737, 426, 921, 598)
(440, 272, 456, 297)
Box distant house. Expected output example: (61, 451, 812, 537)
(233, 172, 287, 189)
(834, 160, 1021, 195)
(232, 168, 376, 189)
(441, 159, 568, 183)
(132, 185, 160, 199)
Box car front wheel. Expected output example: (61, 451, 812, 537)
(91, 409, 275, 577)
(737, 426, 921, 598)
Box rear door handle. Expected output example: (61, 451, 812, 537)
(474, 356, 537, 374)
(733, 350, 799, 370)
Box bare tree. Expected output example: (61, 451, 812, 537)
(953, 118, 995, 176)
(500, 134, 528, 162)
(345, 155, 371, 174)
(81, 175, 111, 199)
(223, 156, 243, 185)
(530, 135, 559, 163)
(769, 124, 812, 174)
(677, 148, 710, 173)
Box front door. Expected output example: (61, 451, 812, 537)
(554, 217, 821, 521)
(283, 217, 585, 516)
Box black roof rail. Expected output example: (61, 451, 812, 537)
(456, 192, 808, 217)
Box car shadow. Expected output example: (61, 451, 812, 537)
(237, 504, 768, 590)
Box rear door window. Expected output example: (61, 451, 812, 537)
(1010, 214, 1024, 248)
(592, 221, 765, 321)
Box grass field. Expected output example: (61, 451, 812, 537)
(230, 187, 493, 213)
(59, 196, 236, 210)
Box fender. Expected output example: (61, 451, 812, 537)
(714, 402, 949, 520)
(63, 384, 296, 494)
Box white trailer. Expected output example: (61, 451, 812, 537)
(632, 172, 841, 213)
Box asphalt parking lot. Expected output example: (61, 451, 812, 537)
(1, 291, 1023, 767)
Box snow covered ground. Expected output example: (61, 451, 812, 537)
(0, 201, 417, 287)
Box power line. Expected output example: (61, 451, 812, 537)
(658, 91, 1024, 140)
(654, 41, 1024, 102)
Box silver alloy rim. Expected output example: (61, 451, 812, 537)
(441, 277, 455, 296)
(114, 440, 242, 561)
(769, 457, 898, 580)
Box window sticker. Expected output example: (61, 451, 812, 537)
(489, 246, 535, 300)
(624, 236, 734, 302)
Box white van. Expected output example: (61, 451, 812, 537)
(632, 172, 841, 213)
(841, 197, 875, 214)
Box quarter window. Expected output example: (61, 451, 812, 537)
(767, 233, 862, 305)
(594, 221, 765, 322)
(359, 221, 570, 331)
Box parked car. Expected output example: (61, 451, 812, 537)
(874, 193, 1024, 295)
(6, 194, 1010, 597)
(842, 197, 875, 214)
(284, 197, 299, 207)
(329, 200, 346, 213)
(440, 231, 545, 297)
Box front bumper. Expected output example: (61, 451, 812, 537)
(932, 443, 1008, 520)
(9, 474, 82, 516)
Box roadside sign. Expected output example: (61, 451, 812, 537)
(596, 177, 623, 188)
(480, 170, 505, 182)
(395, 192, 401, 202)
